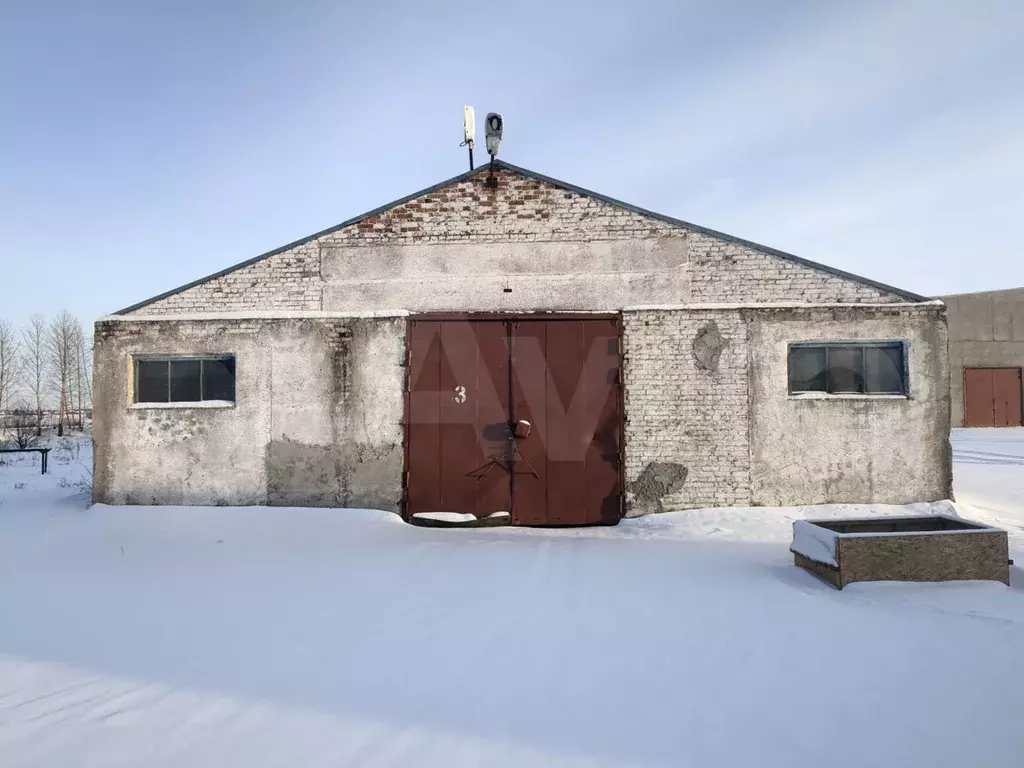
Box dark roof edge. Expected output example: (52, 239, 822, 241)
(114, 163, 493, 315)
(495, 161, 930, 303)
(115, 159, 927, 314)
(935, 285, 1024, 299)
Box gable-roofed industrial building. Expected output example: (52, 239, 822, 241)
(94, 160, 951, 523)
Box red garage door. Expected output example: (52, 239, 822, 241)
(964, 368, 1023, 427)
(405, 317, 622, 526)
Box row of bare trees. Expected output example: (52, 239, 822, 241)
(0, 312, 92, 443)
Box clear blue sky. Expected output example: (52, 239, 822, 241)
(2, 0, 1022, 327)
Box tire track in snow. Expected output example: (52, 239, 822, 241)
(15, 683, 151, 727)
(1, 677, 102, 711)
(80, 683, 178, 724)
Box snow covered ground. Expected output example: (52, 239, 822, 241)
(1, 431, 1022, 767)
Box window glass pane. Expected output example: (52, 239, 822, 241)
(169, 359, 202, 402)
(864, 345, 905, 394)
(136, 360, 169, 403)
(789, 347, 827, 392)
(827, 347, 864, 393)
(203, 357, 236, 402)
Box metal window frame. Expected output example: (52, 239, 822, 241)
(133, 354, 236, 404)
(787, 341, 908, 396)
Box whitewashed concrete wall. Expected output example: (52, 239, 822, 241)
(92, 316, 405, 509)
(746, 306, 951, 505)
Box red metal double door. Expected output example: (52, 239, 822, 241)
(406, 317, 622, 526)
(964, 367, 1023, 427)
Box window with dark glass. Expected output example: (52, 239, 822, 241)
(788, 343, 906, 395)
(134, 356, 236, 403)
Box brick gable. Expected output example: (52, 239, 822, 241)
(121, 164, 914, 315)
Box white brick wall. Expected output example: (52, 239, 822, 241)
(687, 234, 889, 303)
(623, 310, 751, 511)
(133, 242, 322, 315)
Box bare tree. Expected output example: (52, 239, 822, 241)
(77, 320, 93, 425)
(0, 319, 20, 416)
(74, 327, 83, 429)
(71, 321, 92, 429)
(66, 331, 78, 431)
(20, 314, 46, 436)
(47, 310, 77, 437)
(6, 404, 38, 449)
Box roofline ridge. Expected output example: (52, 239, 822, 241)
(114, 158, 926, 314)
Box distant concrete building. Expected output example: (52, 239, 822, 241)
(93, 161, 952, 523)
(940, 287, 1024, 427)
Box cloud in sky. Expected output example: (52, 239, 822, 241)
(0, 0, 1021, 325)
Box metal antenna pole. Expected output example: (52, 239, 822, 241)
(485, 153, 497, 188)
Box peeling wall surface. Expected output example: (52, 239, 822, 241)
(93, 317, 405, 508)
(622, 306, 951, 513)
(939, 287, 1024, 427)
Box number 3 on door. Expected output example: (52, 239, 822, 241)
(453, 385, 467, 403)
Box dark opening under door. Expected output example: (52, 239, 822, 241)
(405, 317, 622, 526)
